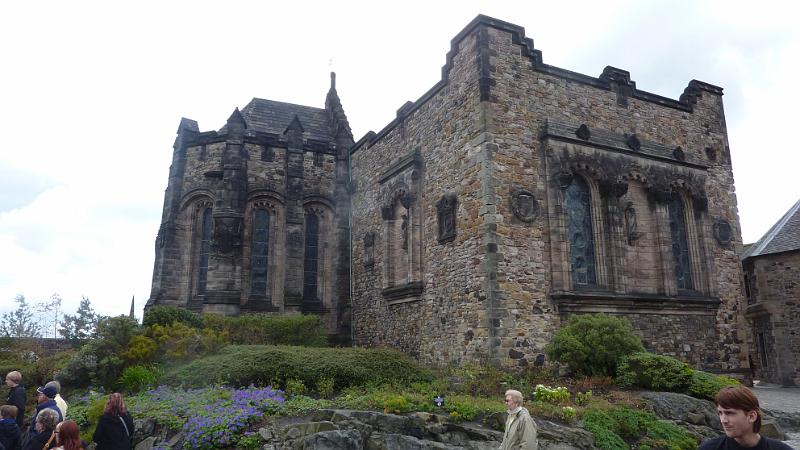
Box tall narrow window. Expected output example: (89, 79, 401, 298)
(251, 209, 270, 296)
(303, 212, 320, 301)
(668, 196, 693, 291)
(566, 176, 596, 287)
(197, 208, 213, 295)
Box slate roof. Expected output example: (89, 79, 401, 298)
(225, 98, 333, 143)
(743, 198, 800, 259)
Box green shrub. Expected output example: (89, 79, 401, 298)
(616, 352, 694, 392)
(545, 314, 645, 377)
(689, 370, 739, 400)
(383, 394, 411, 414)
(575, 390, 593, 406)
(162, 345, 432, 389)
(202, 314, 327, 347)
(117, 365, 160, 392)
(446, 399, 479, 422)
(534, 384, 571, 405)
(82, 394, 110, 442)
(236, 432, 263, 450)
(316, 377, 335, 398)
(285, 378, 307, 396)
(451, 363, 512, 397)
(143, 306, 203, 328)
(147, 322, 227, 361)
(583, 407, 697, 450)
(123, 335, 158, 363)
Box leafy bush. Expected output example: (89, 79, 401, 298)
(202, 314, 328, 347)
(147, 322, 227, 361)
(545, 314, 644, 377)
(534, 384, 571, 405)
(689, 370, 739, 400)
(123, 335, 158, 363)
(143, 306, 203, 329)
(583, 407, 697, 450)
(383, 394, 411, 414)
(161, 345, 432, 389)
(284, 378, 307, 396)
(451, 363, 512, 397)
(117, 365, 160, 392)
(616, 352, 694, 392)
(315, 377, 335, 398)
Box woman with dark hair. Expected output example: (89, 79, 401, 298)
(92, 394, 134, 450)
(52, 421, 83, 450)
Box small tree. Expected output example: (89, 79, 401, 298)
(36, 293, 63, 338)
(545, 313, 645, 377)
(60, 297, 100, 344)
(0, 294, 42, 338)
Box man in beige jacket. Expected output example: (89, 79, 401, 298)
(500, 389, 538, 450)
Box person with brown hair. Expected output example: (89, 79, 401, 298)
(92, 394, 134, 450)
(700, 386, 795, 449)
(0, 405, 22, 450)
(51, 421, 83, 450)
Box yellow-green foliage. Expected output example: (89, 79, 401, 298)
(202, 313, 328, 346)
(534, 384, 571, 405)
(81, 394, 109, 443)
(147, 322, 228, 361)
(316, 377, 335, 398)
(123, 335, 158, 363)
(383, 394, 411, 414)
(284, 378, 307, 396)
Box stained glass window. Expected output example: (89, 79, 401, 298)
(303, 213, 320, 301)
(566, 176, 596, 287)
(251, 209, 270, 296)
(668, 196, 693, 291)
(197, 208, 213, 295)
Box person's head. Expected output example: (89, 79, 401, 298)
(36, 385, 57, 403)
(5, 371, 21, 387)
(45, 380, 61, 394)
(0, 404, 17, 420)
(103, 393, 128, 416)
(504, 389, 524, 410)
(55, 420, 82, 449)
(714, 386, 762, 438)
(35, 408, 59, 433)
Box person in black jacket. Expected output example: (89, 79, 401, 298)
(4, 372, 25, 429)
(92, 393, 134, 450)
(26, 387, 62, 444)
(0, 405, 22, 450)
(21, 408, 57, 450)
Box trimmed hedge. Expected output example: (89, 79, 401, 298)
(161, 345, 432, 389)
(201, 314, 327, 347)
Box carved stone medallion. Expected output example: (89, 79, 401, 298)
(511, 190, 539, 223)
(673, 146, 685, 161)
(713, 219, 733, 246)
(626, 134, 641, 151)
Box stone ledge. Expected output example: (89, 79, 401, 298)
(553, 290, 720, 315)
(382, 282, 424, 304)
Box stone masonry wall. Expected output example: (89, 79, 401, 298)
(748, 252, 800, 385)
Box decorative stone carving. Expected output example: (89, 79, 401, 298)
(363, 232, 376, 267)
(156, 222, 171, 248)
(212, 216, 243, 254)
(705, 147, 717, 161)
(401, 214, 409, 250)
(575, 124, 591, 141)
(626, 134, 641, 151)
(624, 202, 642, 245)
(436, 194, 457, 243)
(673, 146, 685, 161)
(511, 190, 539, 223)
(713, 219, 733, 246)
(557, 171, 574, 189)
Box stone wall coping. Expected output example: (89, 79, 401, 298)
(351, 14, 723, 155)
(382, 281, 425, 303)
(553, 290, 720, 315)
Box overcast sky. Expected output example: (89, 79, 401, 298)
(1, 0, 798, 319)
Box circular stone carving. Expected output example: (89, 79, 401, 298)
(713, 219, 733, 246)
(511, 190, 539, 223)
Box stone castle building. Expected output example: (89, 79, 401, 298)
(742, 198, 800, 386)
(148, 15, 750, 374)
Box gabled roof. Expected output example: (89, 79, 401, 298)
(235, 98, 333, 142)
(743, 198, 800, 259)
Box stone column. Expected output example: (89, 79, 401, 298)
(283, 116, 305, 307)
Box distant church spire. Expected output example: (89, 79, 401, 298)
(129, 296, 135, 319)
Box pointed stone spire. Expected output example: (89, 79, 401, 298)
(325, 72, 352, 141)
(129, 296, 135, 320)
(226, 108, 247, 136)
(285, 115, 305, 134)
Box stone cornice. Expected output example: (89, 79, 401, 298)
(181, 130, 336, 154)
(552, 290, 720, 315)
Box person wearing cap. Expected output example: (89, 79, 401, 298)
(25, 386, 62, 443)
(4, 372, 25, 429)
(43, 382, 66, 419)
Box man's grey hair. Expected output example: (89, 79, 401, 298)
(36, 408, 59, 431)
(505, 389, 524, 406)
(45, 380, 61, 393)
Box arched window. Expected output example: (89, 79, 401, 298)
(303, 212, 320, 301)
(250, 209, 270, 296)
(566, 176, 596, 287)
(197, 208, 213, 295)
(668, 195, 693, 291)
